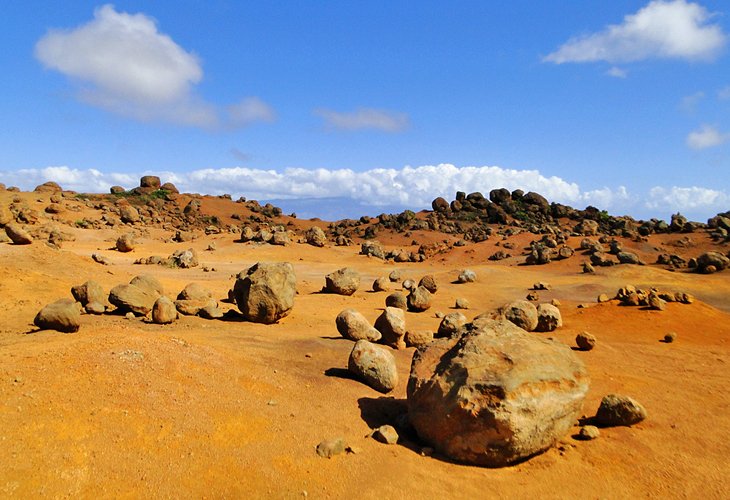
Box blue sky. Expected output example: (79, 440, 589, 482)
(1, 1, 729, 220)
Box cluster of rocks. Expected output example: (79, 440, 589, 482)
(609, 285, 694, 311)
(134, 248, 200, 268)
(32, 261, 297, 332)
(476, 299, 563, 333)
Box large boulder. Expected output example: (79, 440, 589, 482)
(374, 307, 406, 349)
(129, 275, 164, 297)
(305, 226, 327, 247)
(34, 299, 81, 333)
(324, 267, 360, 296)
(407, 319, 589, 467)
(177, 282, 213, 301)
(233, 262, 296, 324)
(696, 252, 729, 273)
(574, 219, 599, 236)
(119, 204, 140, 224)
(419, 275, 438, 293)
(335, 309, 381, 342)
(5, 224, 33, 245)
(109, 283, 159, 316)
(116, 233, 135, 252)
(348, 340, 398, 393)
(431, 197, 449, 212)
(140, 175, 161, 189)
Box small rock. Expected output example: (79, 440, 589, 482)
(504, 300, 538, 331)
(582, 262, 595, 274)
(595, 394, 647, 427)
(85, 301, 106, 315)
(597, 293, 610, 303)
(374, 307, 407, 349)
(407, 286, 432, 312)
(316, 438, 346, 458)
(663, 332, 677, 343)
(577, 425, 600, 440)
(325, 267, 360, 296)
(372, 425, 399, 445)
(454, 297, 469, 309)
(575, 332, 596, 351)
(372, 277, 389, 292)
(526, 291, 540, 302)
(535, 303, 562, 332)
(199, 304, 224, 319)
(418, 275, 438, 293)
(457, 269, 476, 283)
(388, 270, 401, 282)
(436, 312, 466, 338)
(402, 279, 416, 291)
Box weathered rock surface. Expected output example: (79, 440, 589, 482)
(305, 226, 327, 247)
(408, 319, 589, 467)
(385, 292, 407, 310)
(34, 299, 81, 333)
(116, 233, 135, 252)
(576, 332, 597, 351)
(335, 309, 381, 342)
(233, 262, 296, 324)
(325, 267, 360, 296)
(457, 269, 476, 283)
(419, 275, 438, 293)
(177, 282, 213, 302)
(348, 340, 399, 393)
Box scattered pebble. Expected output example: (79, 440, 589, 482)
(664, 332, 677, 343)
(577, 425, 600, 440)
(316, 438, 346, 458)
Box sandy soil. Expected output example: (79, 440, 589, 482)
(0, 190, 729, 498)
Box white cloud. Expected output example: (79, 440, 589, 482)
(686, 124, 730, 149)
(544, 0, 726, 64)
(315, 108, 409, 132)
(680, 91, 705, 112)
(2, 164, 728, 220)
(646, 186, 729, 213)
(606, 66, 628, 78)
(35, 4, 273, 129)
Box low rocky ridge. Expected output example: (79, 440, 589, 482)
(1, 178, 728, 273)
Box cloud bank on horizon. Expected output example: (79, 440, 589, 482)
(1, 164, 726, 221)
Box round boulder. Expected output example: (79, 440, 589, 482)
(504, 300, 538, 332)
(372, 277, 389, 292)
(116, 233, 135, 252)
(348, 340, 399, 394)
(419, 275, 438, 293)
(407, 286, 432, 312)
(385, 292, 407, 310)
(109, 283, 159, 316)
(575, 332, 597, 351)
(305, 226, 327, 247)
(152, 296, 177, 324)
(408, 318, 589, 467)
(233, 262, 297, 324)
(535, 303, 562, 332)
(325, 267, 360, 296)
(457, 269, 476, 283)
(34, 299, 81, 333)
(71, 280, 105, 306)
(335, 309, 381, 342)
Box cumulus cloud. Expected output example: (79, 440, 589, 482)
(544, 0, 726, 64)
(315, 108, 410, 132)
(3, 164, 728, 220)
(686, 124, 730, 149)
(35, 4, 273, 129)
(646, 186, 729, 213)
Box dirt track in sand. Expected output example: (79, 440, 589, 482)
(0, 190, 729, 498)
